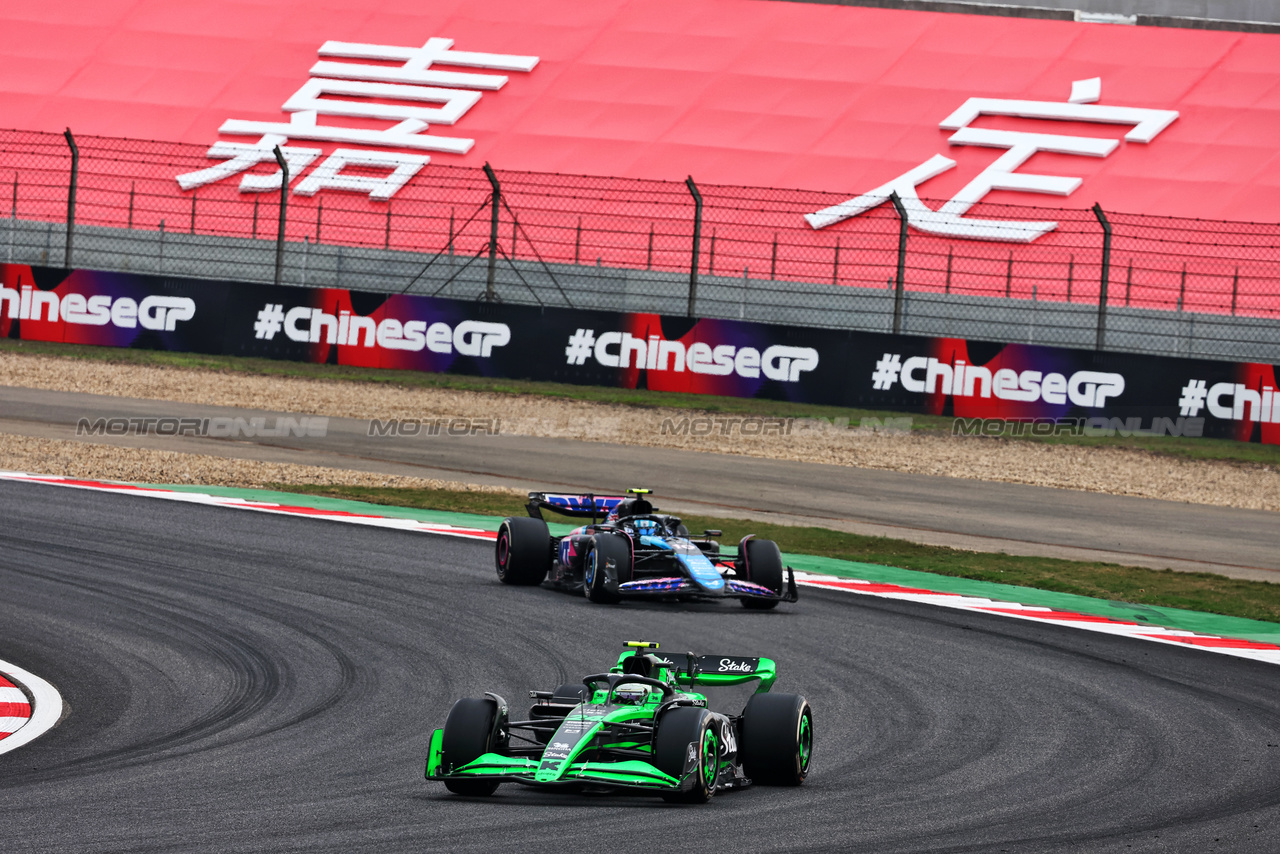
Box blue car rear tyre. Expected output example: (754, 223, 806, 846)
(496, 516, 551, 586)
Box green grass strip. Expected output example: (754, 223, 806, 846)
(144, 481, 1280, 643)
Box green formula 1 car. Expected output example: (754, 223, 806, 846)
(424, 641, 812, 803)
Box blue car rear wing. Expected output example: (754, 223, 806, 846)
(526, 489, 653, 522)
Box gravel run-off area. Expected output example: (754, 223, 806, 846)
(1, 352, 1278, 513)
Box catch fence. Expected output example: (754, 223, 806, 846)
(2, 128, 1278, 362)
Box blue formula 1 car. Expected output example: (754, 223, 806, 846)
(494, 489, 798, 608)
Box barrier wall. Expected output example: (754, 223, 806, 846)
(3, 262, 1277, 445)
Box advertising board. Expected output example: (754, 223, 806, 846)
(6, 262, 1276, 444)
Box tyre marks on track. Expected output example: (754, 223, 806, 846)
(3, 471, 1277, 668)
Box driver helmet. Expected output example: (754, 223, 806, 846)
(613, 685, 651, 706)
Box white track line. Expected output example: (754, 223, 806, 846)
(793, 572, 1280, 666)
(0, 471, 496, 541)
(0, 659, 63, 755)
(2, 472, 1278, 667)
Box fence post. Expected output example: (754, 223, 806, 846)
(272, 145, 289, 286)
(6, 179, 11, 263)
(63, 128, 78, 269)
(1092, 203, 1111, 351)
(685, 176, 703, 318)
(9, 173, 16, 263)
(888, 191, 908, 335)
(483, 162, 501, 302)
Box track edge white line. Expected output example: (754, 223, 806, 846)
(0, 658, 64, 756)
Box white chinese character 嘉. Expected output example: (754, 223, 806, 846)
(176, 135, 321, 192)
(310, 37, 537, 89)
(178, 38, 539, 200)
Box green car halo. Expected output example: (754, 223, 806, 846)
(425, 641, 813, 803)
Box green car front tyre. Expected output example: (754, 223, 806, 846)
(654, 706, 718, 803)
(441, 697, 502, 796)
(740, 692, 812, 786)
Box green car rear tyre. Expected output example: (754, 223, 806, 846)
(441, 697, 502, 796)
(740, 692, 812, 785)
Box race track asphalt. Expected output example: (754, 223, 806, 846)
(2, 479, 1278, 853)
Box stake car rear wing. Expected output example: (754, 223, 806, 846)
(665, 653, 778, 693)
